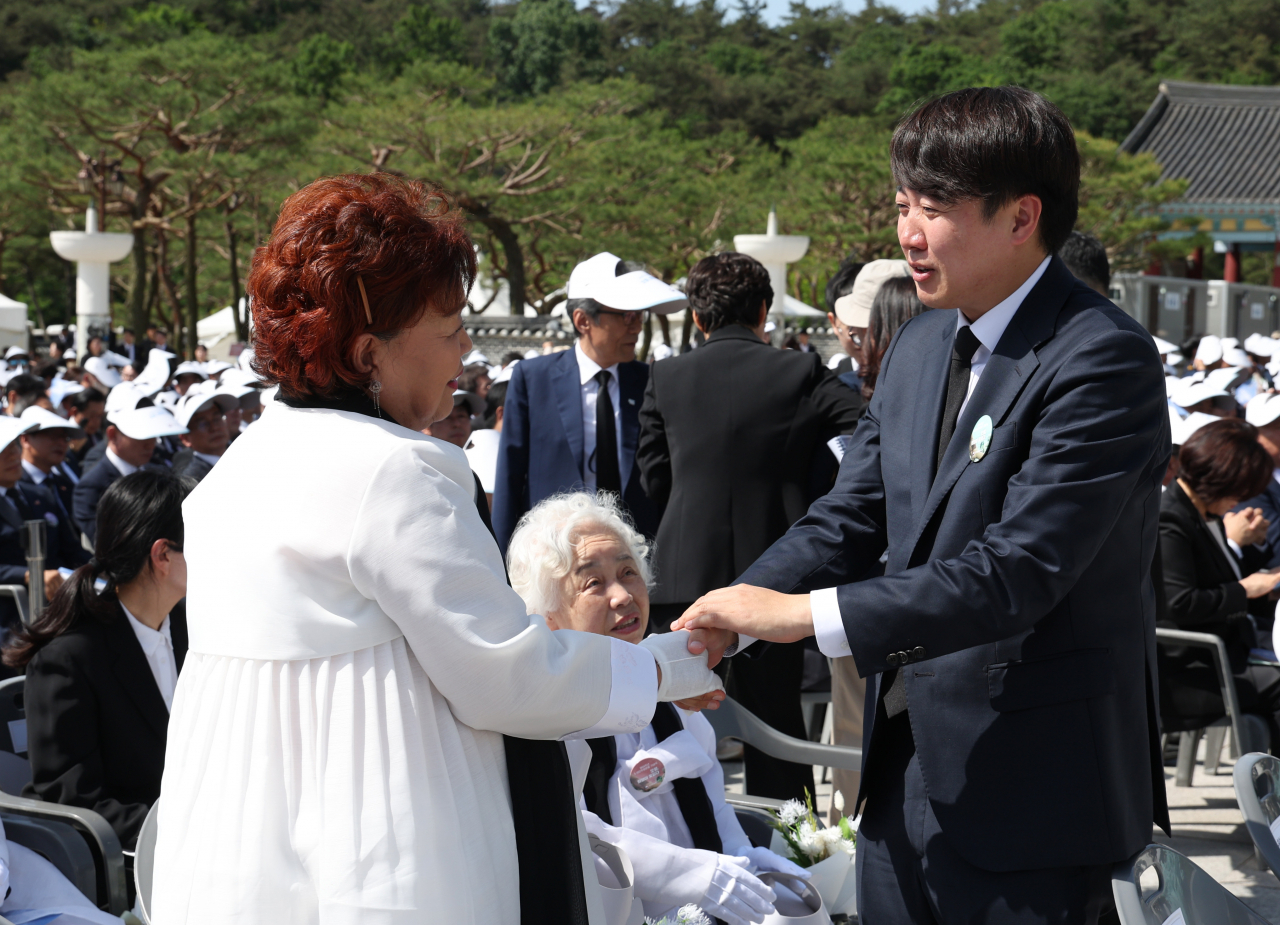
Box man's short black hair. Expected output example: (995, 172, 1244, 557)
(67, 388, 106, 413)
(686, 252, 773, 335)
(1058, 230, 1110, 291)
(824, 262, 865, 314)
(484, 380, 508, 428)
(5, 374, 47, 416)
(567, 298, 604, 335)
(891, 86, 1080, 254)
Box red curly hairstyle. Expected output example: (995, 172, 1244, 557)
(248, 174, 476, 397)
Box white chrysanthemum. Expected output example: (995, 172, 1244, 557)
(833, 790, 845, 813)
(796, 820, 824, 858)
(841, 837, 856, 855)
(779, 799, 806, 826)
(676, 906, 713, 925)
(817, 826, 847, 856)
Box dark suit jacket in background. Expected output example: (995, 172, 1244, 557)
(0, 482, 90, 630)
(734, 257, 1170, 873)
(72, 458, 122, 543)
(1238, 478, 1280, 570)
(493, 347, 660, 552)
(636, 324, 865, 606)
(172, 453, 215, 483)
(24, 603, 187, 848)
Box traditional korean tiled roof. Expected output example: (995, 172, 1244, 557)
(1121, 80, 1280, 204)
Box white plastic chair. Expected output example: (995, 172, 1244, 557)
(132, 800, 160, 924)
(1233, 752, 1280, 879)
(1112, 843, 1268, 924)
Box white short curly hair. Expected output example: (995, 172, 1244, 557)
(507, 492, 654, 618)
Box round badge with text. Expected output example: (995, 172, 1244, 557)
(630, 757, 666, 792)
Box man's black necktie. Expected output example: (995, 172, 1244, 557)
(594, 370, 621, 495)
(883, 325, 983, 719)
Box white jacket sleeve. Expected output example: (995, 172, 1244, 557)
(582, 809, 723, 909)
(346, 443, 657, 739)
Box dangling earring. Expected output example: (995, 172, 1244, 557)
(369, 379, 383, 417)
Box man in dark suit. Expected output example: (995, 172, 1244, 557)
(171, 391, 236, 483)
(0, 417, 89, 633)
(18, 406, 84, 522)
(1237, 393, 1280, 570)
(74, 406, 187, 543)
(493, 253, 686, 552)
(677, 88, 1170, 923)
(636, 250, 864, 800)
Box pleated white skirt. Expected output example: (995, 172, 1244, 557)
(150, 638, 520, 925)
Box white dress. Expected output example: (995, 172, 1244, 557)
(151, 402, 658, 925)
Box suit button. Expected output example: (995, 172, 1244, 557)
(886, 652, 899, 667)
(897, 651, 909, 666)
(913, 647, 926, 661)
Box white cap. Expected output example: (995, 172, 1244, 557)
(111, 405, 187, 440)
(217, 368, 263, 390)
(1152, 336, 1179, 356)
(463, 349, 491, 367)
(763, 320, 777, 334)
(566, 252, 687, 314)
(1167, 352, 1184, 366)
(173, 361, 208, 381)
(523, 348, 540, 360)
(4, 346, 28, 361)
(1205, 365, 1247, 392)
(1195, 335, 1223, 366)
(82, 356, 122, 388)
(19, 405, 84, 439)
(132, 349, 176, 396)
(1171, 377, 1228, 410)
(104, 383, 151, 417)
(0, 416, 38, 452)
(1245, 333, 1276, 357)
(833, 259, 911, 327)
(174, 390, 238, 428)
(492, 362, 516, 384)
(203, 360, 234, 378)
(47, 378, 84, 409)
(1175, 411, 1222, 445)
(1247, 392, 1280, 428)
(1224, 347, 1252, 368)
(1165, 375, 1181, 397)
(1223, 337, 1240, 350)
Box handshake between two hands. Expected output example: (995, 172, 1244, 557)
(639, 585, 816, 713)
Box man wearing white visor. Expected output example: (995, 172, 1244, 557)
(493, 252, 686, 552)
(1237, 393, 1280, 573)
(171, 391, 238, 483)
(0, 415, 89, 632)
(18, 406, 86, 522)
(73, 406, 186, 544)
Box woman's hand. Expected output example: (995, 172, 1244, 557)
(1225, 507, 1270, 547)
(1240, 569, 1280, 599)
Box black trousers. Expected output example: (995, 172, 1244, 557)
(649, 602, 815, 802)
(857, 711, 1116, 924)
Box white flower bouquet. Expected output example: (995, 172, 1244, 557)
(769, 790, 857, 918)
(645, 905, 713, 925)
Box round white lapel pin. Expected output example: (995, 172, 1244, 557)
(969, 414, 993, 462)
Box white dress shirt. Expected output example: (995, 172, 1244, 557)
(576, 342, 627, 492)
(20, 460, 48, 486)
(104, 448, 139, 477)
(192, 451, 222, 469)
(120, 602, 178, 711)
(809, 257, 1053, 658)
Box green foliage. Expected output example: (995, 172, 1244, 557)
(396, 4, 466, 63)
(488, 0, 603, 97)
(291, 32, 355, 101)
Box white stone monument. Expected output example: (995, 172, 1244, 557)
(733, 208, 810, 336)
(50, 205, 133, 359)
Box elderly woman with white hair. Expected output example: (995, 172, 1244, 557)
(509, 493, 810, 925)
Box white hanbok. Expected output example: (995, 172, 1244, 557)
(151, 401, 658, 925)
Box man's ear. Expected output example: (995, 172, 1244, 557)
(571, 308, 590, 338)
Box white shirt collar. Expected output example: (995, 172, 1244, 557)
(956, 256, 1052, 352)
(105, 447, 139, 477)
(20, 460, 47, 484)
(121, 602, 172, 652)
(575, 341, 619, 386)
(193, 451, 222, 467)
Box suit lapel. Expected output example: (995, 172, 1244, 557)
(908, 318, 955, 531)
(906, 258, 1070, 559)
(617, 362, 644, 488)
(103, 609, 171, 740)
(552, 350, 586, 479)
(0, 493, 21, 532)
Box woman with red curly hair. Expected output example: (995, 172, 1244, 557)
(147, 175, 724, 925)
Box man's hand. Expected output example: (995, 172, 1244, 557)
(675, 585, 814, 647)
(685, 628, 739, 669)
(674, 690, 727, 712)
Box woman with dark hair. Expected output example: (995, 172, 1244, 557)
(1160, 418, 1280, 746)
(150, 174, 722, 925)
(4, 470, 189, 848)
(859, 275, 926, 400)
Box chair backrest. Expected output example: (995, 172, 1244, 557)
(1, 811, 98, 901)
(1233, 752, 1280, 880)
(732, 804, 778, 850)
(1155, 628, 1251, 756)
(0, 677, 30, 796)
(1112, 844, 1269, 924)
(704, 696, 862, 771)
(134, 799, 160, 925)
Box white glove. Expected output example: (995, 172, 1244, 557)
(698, 855, 776, 925)
(735, 845, 811, 881)
(640, 630, 725, 702)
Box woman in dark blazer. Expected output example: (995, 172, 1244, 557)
(1160, 418, 1280, 743)
(3, 470, 190, 849)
